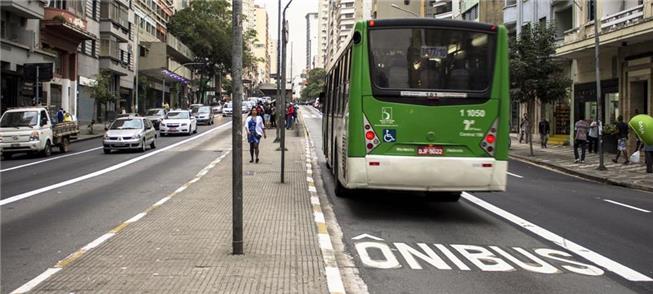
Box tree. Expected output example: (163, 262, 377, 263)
(90, 71, 116, 123)
(510, 23, 572, 156)
(167, 0, 259, 98)
(301, 68, 326, 102)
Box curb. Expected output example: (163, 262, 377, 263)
(509, 154, 653, 193)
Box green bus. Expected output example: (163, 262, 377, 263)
(322, 19, 510, 199)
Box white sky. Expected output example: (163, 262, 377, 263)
(255, 0, 319, 79)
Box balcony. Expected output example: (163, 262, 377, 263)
(601, 4, 644, 33)
(100, 21, 129, 43)
(0, 0, 45, 19)
(42, 7, 95, 48)
(166, 33, 194, 63)
(99, 39, 130, 76)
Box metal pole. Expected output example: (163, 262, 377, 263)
(162, 78, 165, 107)
(594, 1, 606, 171)
(275, 0, 283, 142)
(232, 0, 244, 255)
(280, 0, 294, 183)
(36, 65, 40, 105)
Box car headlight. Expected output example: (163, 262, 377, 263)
(30, 131, 39, 141)
(181, 123, 188, 126)
(104, 134, 109, 140)
(135, 134, 142, 139)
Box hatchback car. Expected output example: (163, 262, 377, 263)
(160, 110, 197, 136)
(103, 117, 156, 154)
(145, 108, 166, 130)
(196, 106, 214, 125)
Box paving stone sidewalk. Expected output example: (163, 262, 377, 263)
(30, 128, 329, 293)
(509, 134, 653, 192)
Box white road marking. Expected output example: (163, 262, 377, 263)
(0, 147, 103, 173)
(462, 192, 653, 282)
(125, 212, 147, 223)
(352, 233, 384, 241)
(0, 122, 232, 207)
(10, 268, 61, 294)
(507, 172, 523, 178)
(603, 199, 651, 213)
(80, 233, 115, 252)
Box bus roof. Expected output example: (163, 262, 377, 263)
(368, 18, 498, 32)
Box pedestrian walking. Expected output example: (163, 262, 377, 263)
(611, 116, 630, 165)
(538, 118, 550, 148)
(286, 103, 295, 130)
(245, 108, 266, 163)
(519, 113, 529, 144)
(587, 118, 599, 153)
(574, 117, 589, 163)
(270, 105, 277, 128)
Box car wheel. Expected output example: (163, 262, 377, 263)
(103, 148, 111, 154)
(1, 153, 11, 160)
(59, 137, 70, 153)
(140, 139, 146, 152)
(193, 125, 198, 134)
(42, 141, 52, 157)
(150, 138, 156, 149)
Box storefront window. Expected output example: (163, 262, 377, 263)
(606, 93, 619, 124)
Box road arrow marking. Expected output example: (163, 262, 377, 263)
(352, 233, 384, 241)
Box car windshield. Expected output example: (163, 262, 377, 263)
(0, 111, 39, 127)
(369, 28, 494, 92)
(199, 107, 211, 113)
(166, 112, 189, 119)
(110, 119, 143, 130)
(146, 109, 163, 116)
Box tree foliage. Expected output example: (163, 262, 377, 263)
(301, 68, 326, 101)
(91, 71, 115, 104)
(167, 0, 258, 79)
(510, 23, 571, 155)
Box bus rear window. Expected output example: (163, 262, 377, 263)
(369, 28, 494, 93)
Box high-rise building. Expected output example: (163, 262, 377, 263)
(269, 39, 278, 84)
(451, 0, 503, 24)
(325, 0, 365, 65)
(316, 0, 329, 68)
(305, 12, 319, 71)
(254, 5, 270, 85)
(429, 0, 453, 19)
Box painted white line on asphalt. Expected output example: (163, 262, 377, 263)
(153, 196, 171, 207)
(125, 212, 147, 223)
(0, 122, 232, 207)
(462, 192, 653, 282)
(507, 172, 523, 178)
(0, 147, 103, 173)
(81, 233, 115, 252)
(604, 199, 651, 213)
(325, 267, 346, 294)
(10, 268, 61, 294)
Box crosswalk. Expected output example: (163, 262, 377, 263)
(301, 106, 323, 119)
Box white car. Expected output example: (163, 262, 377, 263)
(222, 102, 233, 116)
(103, 117, 156, 154)
(160, 110, 197, 136)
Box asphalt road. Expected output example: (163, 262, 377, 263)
(301, 106, 653, 294)
(0, 116, 233, 294)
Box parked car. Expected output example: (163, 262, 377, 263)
(0, 107, 79, 159)
(160, 110, 197, 136)
(212, 105, 222, 114)
(145, 108, 166, 130)
(103, 117, 156, 154)
(196, 106, 214, 125)
(222, 102, 233, 117)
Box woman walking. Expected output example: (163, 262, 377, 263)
(245, 108, 266, 163)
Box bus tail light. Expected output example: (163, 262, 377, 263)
(363, 115, 380, 153)
(480, 119, 499, 156)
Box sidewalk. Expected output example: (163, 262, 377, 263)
(72, 122, 106, 143)
(509, 134, 653, 192)
(25, 126, 333, 293)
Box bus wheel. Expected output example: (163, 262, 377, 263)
(333, 152, 351, 197)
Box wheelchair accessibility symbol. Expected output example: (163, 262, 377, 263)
(383, 129, 397, 143)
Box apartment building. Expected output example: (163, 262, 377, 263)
(370, 0, 452, 19)
(1, 0, 56, 112)
(305, 12, 319, 71)
(452, 0, 503, 24)
(325, 0, 366, 65)
(556, 0, 653, 149)
(316, 0, 329, 68)
(254, 5, 270, 85)
(134, 0, 194, 110)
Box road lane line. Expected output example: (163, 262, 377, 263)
(11, 150, 231, 294)
(507, 172, 523, 178)
(10, 268, 61, 294)
(604, 199, 651, 213)
(0, 147, 103, 173)
(462, 192, 653, 282)
(0, 122, 232, 207)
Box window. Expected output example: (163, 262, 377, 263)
(92, 0, 98, 19)
(49, 0, 66, 10)
(587, 0, 595, 21)
(462, 4, 478, 21)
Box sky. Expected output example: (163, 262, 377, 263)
(255, 0, 319, 80)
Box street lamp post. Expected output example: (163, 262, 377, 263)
(279, 0, 294, 183)
(231, 0, 244, 255)
(594, 1, 607, 171)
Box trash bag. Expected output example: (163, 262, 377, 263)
(630, 151, 640, 164)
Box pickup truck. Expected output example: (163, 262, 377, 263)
(0, 107, 79, 159)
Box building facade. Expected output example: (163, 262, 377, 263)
(316, 0, 329, 68)
(325, 0, 365, 65)
(452, 0, 503, 24)
(254, 5, 270, 85)
(305, 12, 319, 71)
(556, 0, 653, 149)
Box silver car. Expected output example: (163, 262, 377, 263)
(103, 117, 157, 154)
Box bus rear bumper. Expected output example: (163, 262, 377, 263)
(345, 156, 507, 192)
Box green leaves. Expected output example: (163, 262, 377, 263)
(301, 68, 326, 101)
(90, 71, 116, 104)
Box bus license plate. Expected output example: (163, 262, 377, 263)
(417, 145, 444, 156)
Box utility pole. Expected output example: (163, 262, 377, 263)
(280, 0, 294, 183)
(594, 0, 606, 171)
(231, 0, 244, 255)
(275, 0, 283, 143)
